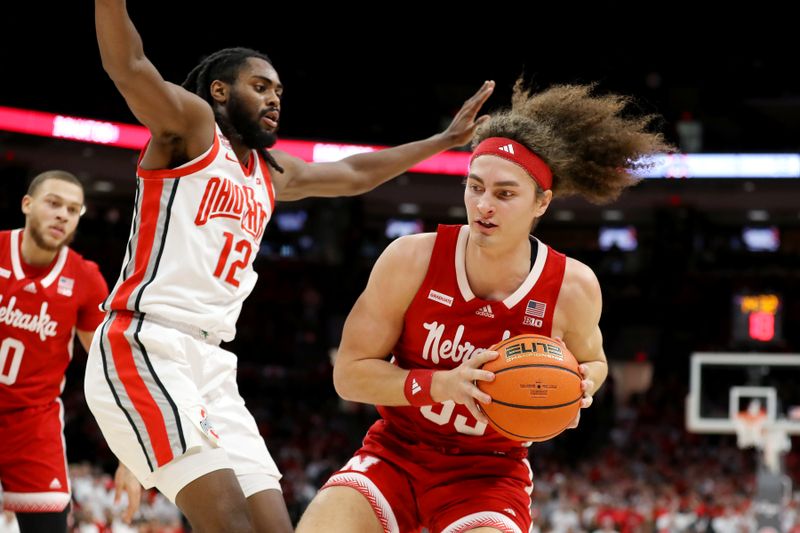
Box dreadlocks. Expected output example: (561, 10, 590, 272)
(474, 79, 672, 204)
(183, 47, 284, 173)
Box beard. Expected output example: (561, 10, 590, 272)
(222, 91, 278, 150)
(29, 219, 75, 252)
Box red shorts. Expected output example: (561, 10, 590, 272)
(322, 429, 532, 533)
(0, 401, 71, 512)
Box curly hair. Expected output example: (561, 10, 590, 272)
(473, 79, 672, 204)
(182, 47, 284, 173)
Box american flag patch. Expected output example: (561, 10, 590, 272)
(57, 276, 74, 297)
(525, 299, 546, 318)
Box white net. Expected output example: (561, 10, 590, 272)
(734, 401, 767, 449)
(733, 400, 793, 473)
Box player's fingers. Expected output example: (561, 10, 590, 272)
(579, 363, 588, 376)
(474, 81, 494, 105)
(125, 488, 141, 523)
(470, 383, 492, 405)
(123, 504, 134, 524)
(466, 399, 488, 424)
(568, 411, 581, 429)
(581, 378, 594, 392)
(461, 81, 495, 112)
(469, 367, 495, 383)
(469, 350, 498, 367)
(113, 472, 122, 503)
(581, 395, 593, 409)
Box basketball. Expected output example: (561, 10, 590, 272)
(477, 334, 583, 442)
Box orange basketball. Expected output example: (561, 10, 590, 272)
(477, 334, 582, 442)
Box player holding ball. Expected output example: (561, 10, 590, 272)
(297, 80, 672, 533)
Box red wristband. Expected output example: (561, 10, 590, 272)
(404, 369, 436, 406)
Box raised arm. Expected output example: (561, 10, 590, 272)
(95, 0, 213, 163)
(272, 81, 495, 201)
(333, 233, 496, 422)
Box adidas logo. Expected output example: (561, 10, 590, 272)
(49, 478, 62, 490)
(498, 143, 515, 154)
(504, 508, 517, 517)
(411, 378, 421, 395)
(475, 305, 494, 318)
(24, 282, 37, 294)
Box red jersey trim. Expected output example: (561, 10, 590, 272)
(257, 153, 276, 212)
(136, 131, 220, 180)
(240, 151, 255, 177)
(2, 492, 72, 513)
(106, 313, 175, 467)
(109, 179, 164, 309)
(9, 229, 26, 279)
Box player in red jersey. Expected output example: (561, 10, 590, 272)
(0, 170, 140, 533)
(297, 82, 672, 533)
(89, 2, 492, 532)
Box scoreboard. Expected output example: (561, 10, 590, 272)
(732, 293, 782, 344)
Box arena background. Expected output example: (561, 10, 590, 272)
(1, 4, 799, 532)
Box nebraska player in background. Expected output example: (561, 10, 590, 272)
(297, 82, 673, 533)
(85, 1, 493, 532)
(0, 170, 140, 533)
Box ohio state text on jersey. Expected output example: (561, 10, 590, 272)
(0, 229, 107, 411)
(376, 224, 567, 452)
(103, 126, 275, 342)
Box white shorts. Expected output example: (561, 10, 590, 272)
(84, 311, 281, 503)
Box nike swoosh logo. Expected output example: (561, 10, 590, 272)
(225, 153, 238, 163)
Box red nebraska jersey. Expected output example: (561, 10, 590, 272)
(375, 224, 567, 453)
(0, 229, 108, 411)
(103, 125, 275, 342)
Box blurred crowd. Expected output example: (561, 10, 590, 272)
(2, 179, 799, 532)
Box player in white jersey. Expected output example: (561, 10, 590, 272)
(86, 1, 494, 532)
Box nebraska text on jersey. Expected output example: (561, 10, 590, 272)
(421, 321, 510, 365)
(0, 296, 58, 340)
(194, 177, 267, 241)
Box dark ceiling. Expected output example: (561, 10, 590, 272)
(2, 3, 798, 224)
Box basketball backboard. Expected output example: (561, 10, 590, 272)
(687, 353, 800, 435)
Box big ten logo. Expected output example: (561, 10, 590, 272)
(523, 316, 543, 327)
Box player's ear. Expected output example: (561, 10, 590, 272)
(210, 80, 229, 105)
(21, 194, 33, 216)
(534, 189, 553, 218)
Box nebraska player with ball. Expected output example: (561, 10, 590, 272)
(297, 81, 672, 533)
(0, 171, 140, 533)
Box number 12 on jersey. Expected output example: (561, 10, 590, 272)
(213, 231, 252, 288)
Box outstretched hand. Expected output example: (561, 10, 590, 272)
(440, 80, 495, 148)
(113, 463, 142, 525)
(431, 350, 498, 424)
(567, 364, 595, 429)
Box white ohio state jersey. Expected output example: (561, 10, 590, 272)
(104, 126, 275, 342)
